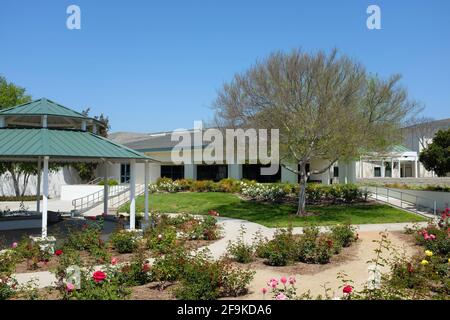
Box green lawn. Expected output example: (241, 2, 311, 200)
(121, 192, 427, 228)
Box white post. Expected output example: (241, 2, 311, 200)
(42, 156, 49, 238)
(381, 160, 385, 178)
(103, 162, 108, 215)
(144, 161, 149, 222)
(81, 120, 87, 131)
(0, 116, 5, 128)
(36, 158, 41, 213)
(414, 157, 418, 178)
(129, 160, 136, 230)
(398, 160, 402, 178)
(93, 124, 98, 135)
(42, 115, 48, 128)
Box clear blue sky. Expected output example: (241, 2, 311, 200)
(1, 0, 449, 133)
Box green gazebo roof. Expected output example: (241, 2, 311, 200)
(0, 98, 155, 163)
(0, 128, 153, 162)
(0, 98, 97, 122)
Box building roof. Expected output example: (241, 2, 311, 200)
(0, 128, 154, 162)
(388, 144, 414, 153)
(113, 130, 205, 152)
(0, 98, 99, 123)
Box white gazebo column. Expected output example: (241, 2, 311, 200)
(129, 159, 136, 230)
(381, 160, 385, 178)
(144, 160, 149, 223)
(36, 157, 41, 213)
(390, 158, 394, 178)
(103, 162, 109, 215)
(414, 157, 418, 178)
(41, 156, 49, 238)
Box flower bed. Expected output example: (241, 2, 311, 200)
(148, 177, 367, 204)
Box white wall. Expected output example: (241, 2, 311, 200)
(0, 166, 81, 198)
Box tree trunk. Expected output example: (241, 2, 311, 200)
(10, 169, 21, 197)
(296, 162, 308, 215)
(21, 173, 31, 197)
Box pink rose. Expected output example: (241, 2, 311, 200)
(280, 276, 287, 284)
(289, 276, 296, 285)
(66, 283, 75, 292)
(11, 242, 18, 249)
(276, 293, 287, 300)
(261, 287, 267, 295)
(429, 234, 436, 240)
(111, 257, 118, 265)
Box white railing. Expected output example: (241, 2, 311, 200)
(361, 185, 438, 216)
(108, 184, 145, 210)
(72, 184, 145, 213)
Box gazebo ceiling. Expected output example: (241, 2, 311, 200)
(0, 128, 155, 163)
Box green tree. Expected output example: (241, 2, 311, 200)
(419, 128, 450, 177)
(213, 49, 420, 215)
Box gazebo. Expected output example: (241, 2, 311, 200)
(0, 98, 155, 245)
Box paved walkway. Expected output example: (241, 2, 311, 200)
(11, 217, 428, 289)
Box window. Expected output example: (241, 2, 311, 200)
(333, 167, 339, 178)
(197, 165, 228, 182)
(161, 165, 184, 180)
(120, 164, 130, 183)
(243, 164, 281, 183)
(374, 167, 381, 177)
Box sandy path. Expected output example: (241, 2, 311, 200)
(240, 231, 418, 299)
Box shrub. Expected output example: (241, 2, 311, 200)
(63, 222, 110, 263)
(295, 227, 334, 264)
(174, 250, 254, 300)
(188, 215, 220, 241)
(241, 182, 287, 202)
(190, 180, 218, 192)
(98, 179, 118, 186)
(118, 247, 153, 286)
(146, 225, 177, 254)
(330, 224, 358, 249)
(257, 228, 295, 266)
(14, 239, 52, 270)
(67, 267, 130, 300)
(227, 225, 255, 263)
(152, 246, 188, 283)
(156, 177, 183, 193)
(0, 249, 17, 300)
(110, 230, 139, 253)
(216, 178, 242, 193)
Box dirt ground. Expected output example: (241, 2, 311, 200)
(237, 230, 420, 299)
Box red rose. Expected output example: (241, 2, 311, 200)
(55, 249, 63, 256)
(92, 270, 107, 283)
(142, 263, 150, 273)
(407, 263, 414, 273)
(343, 285, 353, 294)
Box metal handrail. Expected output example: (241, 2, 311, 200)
(108, 184, 145, 209)
(72, 184, 132, 213)
(362, 185, 437, 215)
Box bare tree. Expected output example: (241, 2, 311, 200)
(213, 49, 420, 215)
